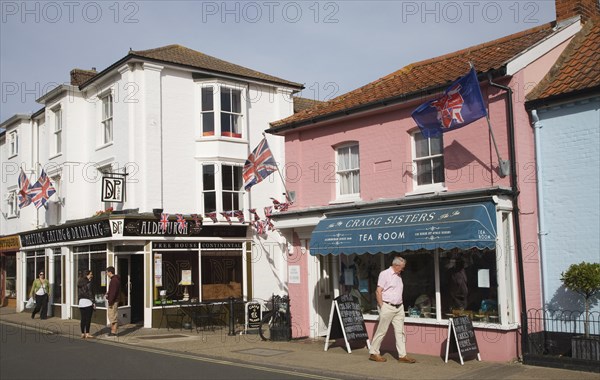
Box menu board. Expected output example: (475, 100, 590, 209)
(445, 315, 481, 364)
(324, 294, 371, 353)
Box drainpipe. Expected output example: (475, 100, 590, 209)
(487, 73, 528, 358)
(530, 110, 548, 306)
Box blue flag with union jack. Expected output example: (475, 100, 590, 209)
(243, 138, 278, 190)
(411, 68, 487, 138)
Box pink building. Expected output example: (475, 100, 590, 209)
(268, 1, 594, 362)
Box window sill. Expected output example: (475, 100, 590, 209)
(406, 185, 447, 197)
(96, 141, 113, 151)
(330, 196, 361, 205)
(363, 314, 518, 330)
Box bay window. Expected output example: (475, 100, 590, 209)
(202, 163, 244, 216)
(200, 83, 243, 138)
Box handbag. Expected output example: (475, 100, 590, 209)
(26, 297, 36, 309)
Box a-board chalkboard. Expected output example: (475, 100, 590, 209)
(445, 315, 481, 364)
(324, 294, 371, 353)
(247, 302, 261, 329)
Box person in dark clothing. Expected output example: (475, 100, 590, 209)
(29, 271, 50, 320)
(449, 259, 468, 310)
(105, 266, 121, 336)
(77, 270, 96, 339)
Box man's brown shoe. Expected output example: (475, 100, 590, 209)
(398, 356, 416, 363)
(369, 354, 387, 362)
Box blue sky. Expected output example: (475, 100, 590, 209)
(0, 1, 557, 123)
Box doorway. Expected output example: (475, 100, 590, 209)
(117, 255, 144, 324)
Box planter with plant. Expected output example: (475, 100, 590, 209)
(560, 262, 600, 360)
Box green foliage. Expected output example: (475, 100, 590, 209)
(561, 262, 600, 299)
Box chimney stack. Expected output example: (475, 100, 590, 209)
(555, 0, 600, 24)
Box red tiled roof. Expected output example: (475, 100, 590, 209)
(131, 45, 303, 89)
(70, 68, 97, 86)
(293, 97, 325, 113)
(270, 22, 560, 130)
(527, 17, 600, 102)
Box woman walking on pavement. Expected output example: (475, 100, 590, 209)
(78, 270, 96, 339)
(29, 271, 50, 320)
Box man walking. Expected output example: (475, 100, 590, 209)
(105, 266, 121, 336)
(368, 256, 417, 364)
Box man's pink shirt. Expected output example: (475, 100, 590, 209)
(377, 266, 404, 305)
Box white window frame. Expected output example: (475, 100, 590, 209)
(197, 81, 245, 139)
(6, 189, 18, 217)
(101, 94, 113, 144)
(53, 107, 62, 155)
(335, 143, 360, 201)
(8, 130, 18, 157)
(410, 131, 445, 194)
(201, 162, 244, 216)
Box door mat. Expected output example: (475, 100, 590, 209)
(234, 348, 292, 357)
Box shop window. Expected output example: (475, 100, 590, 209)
(4, 254, 17, 301)
(342, 249, 500, 324)
(201, 252, 242, 300)
(336, 143, 360, 199)
(52, 248, 63, 305)
(154, 251, 199, 302)
(412, 132, 444, 191)
(25, 250, 46, 299)
(73, 244, 107, 307)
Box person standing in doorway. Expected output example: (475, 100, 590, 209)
(105, 266, 121, 336)
(30, 271, 50, 320)
(78, 270, 96, 339)
(368, 256, 417, 364)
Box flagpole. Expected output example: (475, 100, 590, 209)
(485, 114, 510, 178)
(262, 132, 292, 202)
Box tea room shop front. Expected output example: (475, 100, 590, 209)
(284, 198, 521, 362)
(17, 216, 250, 328)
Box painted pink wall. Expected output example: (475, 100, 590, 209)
(283, 39, 573, 357)
(287, 232, 311, 338)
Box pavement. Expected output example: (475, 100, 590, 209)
(1, 306, 598, 380)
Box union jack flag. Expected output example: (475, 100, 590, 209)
(29, 170, 56, 209)
(18, 168, 32, 208)
(191, 214, 203, 227)
(220, 211, 233, 224)
(264, 206, 273, 218)
(159, 213, 170, 232)
(233, 210, 245, 224)
(243, 138, 278, 190)
(271, 198, 291, 212)
(206, 212, 218, 223)
(248, 208, 260, 222)
(176, 214, 187, 229)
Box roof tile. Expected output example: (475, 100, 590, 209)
(131, 44, 302, 89)
(271, 22, 559, 129)
(527, 17, 600, 101)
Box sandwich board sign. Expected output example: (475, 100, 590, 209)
(445, 315, 481, 364)
(324, 294, 371, 353)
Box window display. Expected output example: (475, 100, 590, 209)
(341, 248, 499, 323)
(73, 244, 107, 307)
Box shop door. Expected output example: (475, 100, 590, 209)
(117, 255, 144, 324)
(312, 247, 337, 337)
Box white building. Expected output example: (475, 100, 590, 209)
(0, 44, 303, 328)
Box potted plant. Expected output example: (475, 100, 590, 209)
(560, 262, 600, 360)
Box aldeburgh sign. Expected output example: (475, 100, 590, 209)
(20, 220, 111, 247)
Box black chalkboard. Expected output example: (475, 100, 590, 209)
(445, 315, 481, 364)
(247, 302, 261, 328)
(324, 294, 370, 353)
